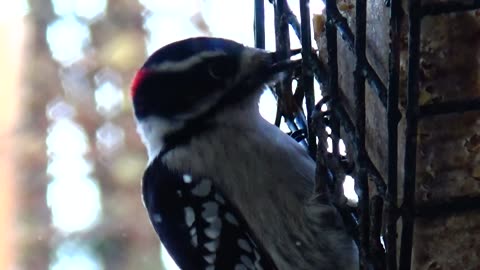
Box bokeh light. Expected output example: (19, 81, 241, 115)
(0, 0, 29, 20)
(96, 122, 125, 155)
(15, 1, 349, 269)
(46, 117, 102, 234)
(47, 176, 102, 233)
(46, 16, 91, 65)
(50, 241, 103, 270)
(51, 0, 107, 20)
(94, 81, 125, 117)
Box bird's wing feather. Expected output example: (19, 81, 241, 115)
(143, 156, 278, 270)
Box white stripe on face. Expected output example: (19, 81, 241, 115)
(149, 51, 228, 73)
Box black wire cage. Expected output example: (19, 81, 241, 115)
(254, 0, 480, 269)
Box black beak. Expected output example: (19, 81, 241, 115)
(269, 58, 302, 75)
(267, 48, 303, 76)
(269, 48, 302, 62)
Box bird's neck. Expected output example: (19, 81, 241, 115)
(136, 97, 261, 163)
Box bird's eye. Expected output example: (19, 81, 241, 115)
(207, 61, 226, 80)
(207, 57, 237, 80)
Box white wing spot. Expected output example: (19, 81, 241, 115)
(204, 240, 219, 252)
(190, 227, 197, 237)
(183, 174, 192, 184)
(254, 250, 261, 260)
(152, 213, 162, 223)
(191, 234, 198, 247)
(247, 235, 257, 248)
(190, 227, 198, 247)
(240, 255, 254, 269)
(177, 190, 182, 197)
(253, 250, 263, 269)
(202, 201, 219, 220)
(203, 215, 217, 223)
(214, 193, 225, 204)
(296, 241, 302, 246)
(254, 261, 264, 270)
(191, 179, 212, 197)
(203, 254, 216, 264)
(184, 207, 195, 227)
(237, 239, 252, 253)
(206, 266, 215, 270)
(225, 212, 239, 226)
(235, 264, 247, 270)
(205, 218, 222, 239)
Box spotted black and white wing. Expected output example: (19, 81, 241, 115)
(142, 156, 278, 270)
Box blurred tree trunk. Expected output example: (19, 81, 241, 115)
(0, 13, 24, 270)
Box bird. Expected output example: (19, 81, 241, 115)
(131, 37, 359, 270)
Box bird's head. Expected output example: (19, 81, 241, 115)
(132, 37, 300, 121)
(131, 37, 300, 157)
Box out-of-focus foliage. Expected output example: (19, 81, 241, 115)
(20, 0, 181, 269)
(18, 1, 331, 269)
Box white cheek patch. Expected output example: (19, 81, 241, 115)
(135, 117, 184, 163)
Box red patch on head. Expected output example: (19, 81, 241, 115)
(130, 68, 152, 98)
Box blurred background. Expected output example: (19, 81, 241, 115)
(0, 0, 336, 269)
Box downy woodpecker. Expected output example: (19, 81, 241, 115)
(131, 37, 358, 270)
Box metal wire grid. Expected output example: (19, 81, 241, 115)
(254, 0, 480, 269)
